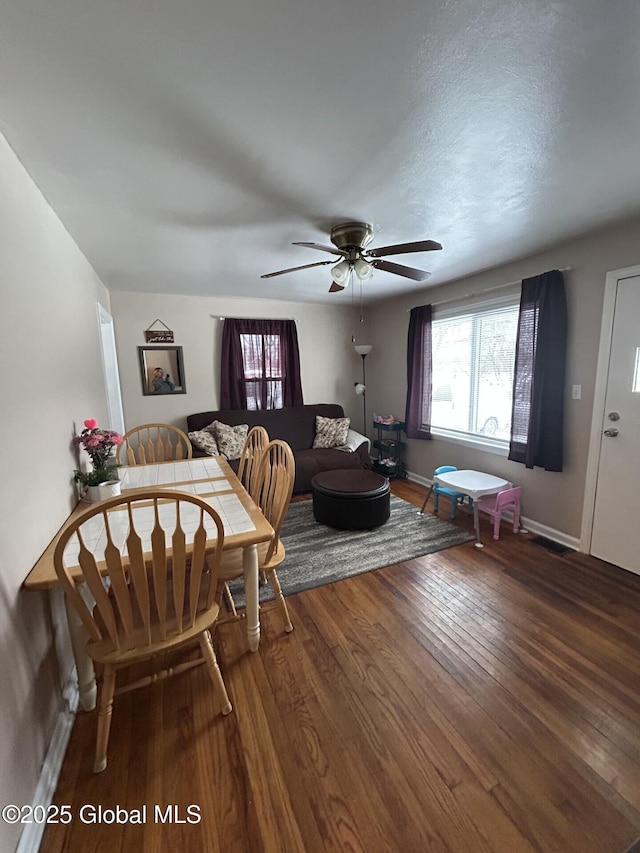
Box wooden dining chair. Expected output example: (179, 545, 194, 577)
(53, 490, 232, 773)
(217, 439, 296, 634)
(236, 425, 269, 498)
(116, 423, 192, 465)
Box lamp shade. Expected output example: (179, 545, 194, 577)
(354, 344, 372, 356)
(331, 259, 351, 285)
(354, 258, 374, 281)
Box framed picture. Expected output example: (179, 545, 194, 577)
(138, 346, 186, 396)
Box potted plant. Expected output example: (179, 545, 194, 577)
(74, 419, 124, 502)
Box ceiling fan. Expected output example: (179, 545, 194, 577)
(261, 221, 442, 292)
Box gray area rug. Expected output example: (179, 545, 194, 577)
(228, 495, 474, 607)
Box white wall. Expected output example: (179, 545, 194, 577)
(0, 133, 111, 851)
(109, 290, 369, 432)
(368, 215, 640, 540)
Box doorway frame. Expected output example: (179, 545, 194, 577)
(580, 263, 640, 553)
(96, 303, 125, 435)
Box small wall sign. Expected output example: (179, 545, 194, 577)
(144, 319, 174, 343)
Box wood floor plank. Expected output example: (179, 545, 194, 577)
(40, 482, 640, 853)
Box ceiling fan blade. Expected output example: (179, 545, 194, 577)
(261, 260, 333, 279)
(293, 241, 346, 257)
(328, 281, 345, 293)
(372, 259, 432, 281)
(366, 239, 442, 258)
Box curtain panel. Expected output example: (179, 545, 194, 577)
(220, 318, 303, 410)
(508, 269, 567, 471)
(404, 304, 433, 440)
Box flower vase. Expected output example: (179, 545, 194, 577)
(85, 480, 122, 503)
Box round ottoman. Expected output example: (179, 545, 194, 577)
(311, 469, 391, 530)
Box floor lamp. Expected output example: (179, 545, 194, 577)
(354, 344, 372, 435)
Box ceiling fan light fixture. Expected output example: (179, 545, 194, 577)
(331, 259, 351, 285)
(354, 258, 374, 281)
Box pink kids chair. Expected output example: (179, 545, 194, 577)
(475, 486, 522, 540)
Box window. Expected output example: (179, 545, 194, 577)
(240, 332, 283, 410)
(220, 318, 303, 411)
(430, 299, 519, 443)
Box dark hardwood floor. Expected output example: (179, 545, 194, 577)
(41, 480, 640, 852)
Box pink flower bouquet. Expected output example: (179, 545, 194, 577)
(74, 419, 124, 487)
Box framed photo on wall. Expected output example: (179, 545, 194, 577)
(138, 346, 186, 396)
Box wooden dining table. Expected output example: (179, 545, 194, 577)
(23, 456, 275, 712)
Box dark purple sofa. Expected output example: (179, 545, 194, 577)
(186, 403, 370, 493)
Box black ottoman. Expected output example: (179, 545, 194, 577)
(311, 469, 391, 530)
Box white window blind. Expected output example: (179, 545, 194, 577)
(240, 333, 284, 410)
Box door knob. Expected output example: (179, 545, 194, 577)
(603, 428, 619, 437)
(607, 412, 620, 421)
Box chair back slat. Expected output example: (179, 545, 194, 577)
(104, 533, 135, 641)
(170, 509, 187, 633)
(116, 424, 192, 467)
(237, 426, 269, 498)
(53, 491, 224, 654)
(254, 441, 295, 564)
(189, 525, 207, 627)
(151, 507, 169, 639)
(78, 535, 120, 646)
(126, 509, 153, 646)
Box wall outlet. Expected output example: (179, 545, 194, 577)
(571, 384, 582, 400)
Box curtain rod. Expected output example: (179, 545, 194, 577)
(214, 315, 298, 321)
(407, 267, 572, 310)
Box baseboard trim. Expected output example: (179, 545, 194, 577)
(518, 517, 580, 552)
(16, 677, 79, 853)
(406, 471, 430, 488)
(405, 471, 580, 552)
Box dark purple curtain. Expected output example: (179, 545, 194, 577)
(220, 318, 303, 410)
(509, 270, 567, 471)
(404, 304, 432, 440)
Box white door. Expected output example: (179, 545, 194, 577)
(590, 274, 640, 574)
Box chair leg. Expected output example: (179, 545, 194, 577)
(223, 582, 238, 617)
(268, 568, 293, 633)
(93, 663, 116, 773)
(513, 502, 521, 533)
(433, 490, 440, 512)
(199, 630, 232, 715)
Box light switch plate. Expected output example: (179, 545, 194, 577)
(571, 384, 582, 400)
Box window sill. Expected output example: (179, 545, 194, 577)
(429, 427, 510, 457)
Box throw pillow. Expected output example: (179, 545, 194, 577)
(212, 421, 249, 460)
(188, 430, 219, 456)
(313, 415, 350, 449)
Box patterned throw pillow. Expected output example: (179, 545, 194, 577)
(188, 430, 219, 456)
(313, 415, 350, 449)
(212, 421, 249, 460)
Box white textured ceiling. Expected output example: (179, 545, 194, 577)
(2, 1, 640, 304)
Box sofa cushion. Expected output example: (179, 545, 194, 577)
(212, 421, 248, 460)
(313, 415, 350, 449)
(188, 429, 219, 456)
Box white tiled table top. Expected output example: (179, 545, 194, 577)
(62, 459, 256, 570)
(119, 457, 225, 489)
(61, 492, 255, 569)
